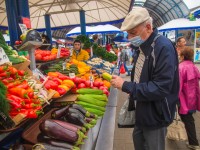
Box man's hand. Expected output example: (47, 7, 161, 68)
(110, 75, 125, 89)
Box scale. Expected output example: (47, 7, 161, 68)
(16, 30, 43, 76)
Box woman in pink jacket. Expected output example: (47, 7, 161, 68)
(179, 46, 200, 150)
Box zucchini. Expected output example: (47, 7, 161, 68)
(84, 107, 105, 116)
(77, 88, 103, 95)
(76, 101, 106, 112)
(77, 95, 107, 107)
(82, 94, 108, 101)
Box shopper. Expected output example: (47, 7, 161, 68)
(71, 40, 89, 61)
(176, 36, 186, 56)
(178, 46, 200, 150)
(110, 6, 179, 150)
(119, 48, 130, 76)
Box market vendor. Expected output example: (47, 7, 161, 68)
(71, 40, 89, 61)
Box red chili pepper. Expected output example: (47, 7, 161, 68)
(17, 70, 27, 76)
(57, 87, 66, 95)
(15, 80, 29, 89)
(9, 100, 22, 109)
(0, 71, 10, 77)
(7, 94, 24, 103)
(32, 98, 40, 104)
(22, 103, 39, 109)
(26, 110, 43, 118)
(6, 80, 22, 89)
(8, 66, 18, 75)
(28, 92, 34, 99)
(2, 77, 14, 84)
(0, 65, 8, 73)
(8, 87, 29, 98)
(24, 98, 33, 104)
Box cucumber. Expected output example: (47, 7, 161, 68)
(76, 101, 106, 112)
(77, 88, 103, 95)
(77, 95, 107, 107)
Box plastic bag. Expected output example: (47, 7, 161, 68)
(118, 99, 135, 128)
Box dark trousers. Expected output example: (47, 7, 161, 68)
(180, 113, 199, 146)
(133, 126, 166, 150)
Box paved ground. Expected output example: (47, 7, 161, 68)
(113, 75, 200, 150)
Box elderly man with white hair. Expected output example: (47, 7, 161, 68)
(111, 6, 179, 150)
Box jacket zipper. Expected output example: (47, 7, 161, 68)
(165, 97, 171, 119)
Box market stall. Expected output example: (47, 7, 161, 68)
(0, 30, 118, 150)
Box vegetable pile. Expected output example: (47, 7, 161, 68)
(0, 65, 43, 119)
(51, 47, 70, 58)
(35, 49, 57, 62)
(0, 31, 27, 64)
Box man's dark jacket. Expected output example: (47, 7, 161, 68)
(122, 29, 179, 129)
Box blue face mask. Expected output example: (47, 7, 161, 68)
(129, 36, 144, 47)
(129, 28, 145, 47)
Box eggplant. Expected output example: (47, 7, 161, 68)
(39, 119, 83, 146)
(32, 143, 70, 150)
(68, 108, 85, 119)
(85, 117, 97, 125)
(71, 104, 97, 119)
(37, 134, 80, 150)
(65, 112, 93, 129)
(51, 106, 70, 119)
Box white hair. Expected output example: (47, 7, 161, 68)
(143, 17, 153, 29)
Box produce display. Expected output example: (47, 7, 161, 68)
(0, 32, 116, 150)
(0, 32, 27, 64)
(46, 60, 79, 76)
(0, 66, 46, 121)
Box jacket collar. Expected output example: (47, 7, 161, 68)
(140, 28, 158, 56)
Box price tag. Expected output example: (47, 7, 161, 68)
(19, 24, 28, 34)
(62, 62, 66, 70)
(69, 73, 75, 78)
(57, 46, 61, 58)
(0, 47, 10, 65)
(89, 75, 94, 87)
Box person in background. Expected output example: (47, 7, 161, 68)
(110, 6, 179, 150)
(120, 47, 130, 76)
(176, 36, 186, 56)
(178, 46, 200, 150)
(71, 40, 89, 61)
(106, 42, 111, 52)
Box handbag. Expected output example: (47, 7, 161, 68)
(166, 107, 187, 141)
(118, 99, 135, 128)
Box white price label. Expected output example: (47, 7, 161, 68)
(19, 24, 28, 34)
(57, 47, 61, 58)
(89, 75, 94, 87)
(0, 47, 10, 65)
(69, 73, 75, 78)
(62, 62, 66, 70)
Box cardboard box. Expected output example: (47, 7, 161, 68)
(52, 94, 78, 107)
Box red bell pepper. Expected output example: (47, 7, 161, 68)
(32, 98, 40, 104)
(57, 87, 66, 95)
(52, 77, 62, 85)
(7, 94, 24, 103)
(9, 100, 22, 109)
(26, 109, 43, 118)
(58, 75, 70, 80)
(44, 80, 58, 90)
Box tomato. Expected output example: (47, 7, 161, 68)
(35, 54, 42, 60)
(93, 81, 100, 87)
(85, 80, 91, 87)
(15, 41, 20, 45)
(78, 83, 86, 89)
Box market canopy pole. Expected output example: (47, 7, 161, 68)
(5, 0, 19, 47)
(44, 14, 52, 47)
(79, 10, 86, 35)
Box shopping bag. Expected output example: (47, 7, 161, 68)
(120, 62, 126, 74)
(118, 99, 135, 128)
(166, 107, 187, 141)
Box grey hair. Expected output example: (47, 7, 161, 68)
(143, 17, 153, 29)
